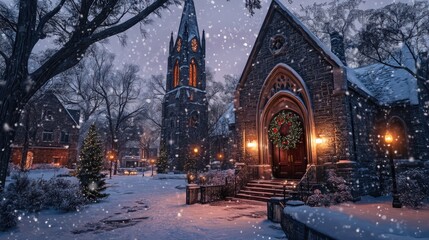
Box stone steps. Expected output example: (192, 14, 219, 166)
(234, 179, 300, 202)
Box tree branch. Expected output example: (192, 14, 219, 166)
(33, 0, 66, 46)
(85, 0, 173, 45)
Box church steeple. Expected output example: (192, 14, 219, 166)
(178, 0, 200, 41)
(161, 0, 209, 172)
(166, 0, 205, 92)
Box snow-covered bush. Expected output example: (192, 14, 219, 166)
(5, 174, 45, 212)
(199, 167, 251, 198)
(306, 170, 353, 207)
(397, 168, 429, 209)
(326, 169, 353, 204)
(201, 169, 235, 186)
(306, 189, 330, 207)
(7, 163, 19, 176)
(5, 174, 85, 213)
(44, 178, 86, 212)
(0, 197, 17, 231)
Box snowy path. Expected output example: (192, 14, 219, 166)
(1, 172, 285, 240)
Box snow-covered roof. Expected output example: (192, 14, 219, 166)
(177, 0, 200, 41)
(66, 109, 80, 125)
(210, 103, 235, 137)
(348, 47, 418, 105)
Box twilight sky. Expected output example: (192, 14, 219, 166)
(106, 0, 408, 83)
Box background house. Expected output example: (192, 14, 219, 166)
(10, 92, 80, 168)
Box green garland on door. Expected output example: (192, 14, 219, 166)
(268, 111, 303, 150)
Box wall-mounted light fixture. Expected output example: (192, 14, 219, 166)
(315, 135, 324, 145)
(246, 140, 257, 149)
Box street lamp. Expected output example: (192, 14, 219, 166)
(107, 151, 115, 179)
(149, 159, 156, 177)
(385, 132, 402, 208)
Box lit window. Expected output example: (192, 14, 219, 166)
(191, 38, 198, 52)
(173, 60, 180, 88)
(189, 59, 197, 87)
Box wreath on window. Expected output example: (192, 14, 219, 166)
(268, 111, 303, 150)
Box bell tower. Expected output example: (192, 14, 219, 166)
(161, 0, 208, 172)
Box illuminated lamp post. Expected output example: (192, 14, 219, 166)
(385, 132, 402, 208)
(149, 159, 156, 177)
(107, 151, 116, 179)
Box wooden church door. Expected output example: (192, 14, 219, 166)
(270, 110, 307, 179)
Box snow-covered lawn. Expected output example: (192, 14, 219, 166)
(1, 169, 285, 240)
(285, 196, 429, 239)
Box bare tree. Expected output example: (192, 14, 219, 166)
(357, 1, 429, 91)
(0, 0, 182, 190)
(143, 74, 165, 130)
(223, 74, 240, 104)
(54, 48, 104, 123)
(298, 0, 364, 65)
(93, 61, 146, 173)
(0, 0, 263, 190)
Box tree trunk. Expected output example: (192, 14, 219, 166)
(0, 95, 22, 191)
(20, 111, 30, 171)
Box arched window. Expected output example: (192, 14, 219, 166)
(173, 60, 179, 88)
(25, 151, 33, 170)
(189, 59, 197, 87)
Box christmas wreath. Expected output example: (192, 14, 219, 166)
(268, 111, 303, 150)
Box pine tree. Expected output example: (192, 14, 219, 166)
(156, 144, 169, 173)
(77, 125, 108, 202)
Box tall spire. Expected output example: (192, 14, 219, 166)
(169, 32, 174, 53)
(177, 0, 200, 41)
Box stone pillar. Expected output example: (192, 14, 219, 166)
(336, 160, 360, 200)
(186, 184, 200, 205)
(267, 197, 285, 223)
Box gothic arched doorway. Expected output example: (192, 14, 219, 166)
(257, 63, 316, 179)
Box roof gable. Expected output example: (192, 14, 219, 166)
(46, 92, 80, 126)
(237, 0, 345, 90)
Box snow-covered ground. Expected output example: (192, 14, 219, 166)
(285, 196, 429, 239)
(1, 169, 285, 240)
(3, 169, 428, 240)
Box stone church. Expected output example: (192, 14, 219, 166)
(232, 0, 429, 194)
(161, 0, 209, 171)
(163, 0, 429, 193)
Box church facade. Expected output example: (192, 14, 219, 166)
(161, 0, 209, 171)
(233, 0, 429, 194)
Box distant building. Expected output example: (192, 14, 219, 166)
(209, 104, 237, 169)
(10, 92, 80, 168)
